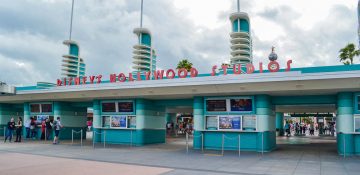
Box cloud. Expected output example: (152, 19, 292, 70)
(0, 0, 358, 86)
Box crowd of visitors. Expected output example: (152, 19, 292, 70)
(283, 120, 336, 137)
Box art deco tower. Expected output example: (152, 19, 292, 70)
(132, 0, 157, 75)
(229, 0, 252, 66)
(61, 0, 86, 78)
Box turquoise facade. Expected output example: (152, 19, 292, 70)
(276, 112, 284, 136)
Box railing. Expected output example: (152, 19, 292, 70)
(93, 130, 106, 149)
(186, 130, 264, 157)
(71, 129, 83, 147)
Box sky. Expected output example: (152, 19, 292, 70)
(0, 0, 358, 86)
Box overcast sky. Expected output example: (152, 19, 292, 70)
(0, 0, 358, 86)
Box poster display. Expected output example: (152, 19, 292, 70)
(128, 116, 136, 128)
(206, 116, 218, 130)
(102, 102, 116, 112)
(219, 116, 241, 130)
(102, 116, 110, 128)
(242, 115, 256, 130)
(230, 98, 253, 112)
(118, 102, 134, 113)
(41, 104, 53, 113)
(111, 116, 127, 128)
(206, 100, 227, 112)
(30, 104, 40, 113)
(36, 115, 49, 123)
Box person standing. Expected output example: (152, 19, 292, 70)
(15, 117, 23, 142)
(30, 117, 36, 139)
(45, 118, 53, 140)
(24, 119, 31, 139)
(40, 120, 46, 140)
(53, 117, 63, 144)
(4, 118, 15, 143)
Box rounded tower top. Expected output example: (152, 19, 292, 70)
(268, 46, 278, 61)
(133, 27, 152, 36)
(229, 12, 250, 23)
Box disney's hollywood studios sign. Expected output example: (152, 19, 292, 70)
(57, 60, 293, 86)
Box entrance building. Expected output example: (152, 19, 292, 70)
(1, 64, 360, 156)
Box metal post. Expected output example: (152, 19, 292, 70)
(80, 129, 83, 147)
(262, 132, 264, 155)
(130, 130, 133, 147)
(71, 129, 74, 145)
(201, 133, 204, 153)
(222, 134, 224, 156)
(92, 131, 95, 149)
(103, 130, 106, 148)
(343, 134, 346, 158)
(186, 131, 189, 154)
(238, 134, 241, 157)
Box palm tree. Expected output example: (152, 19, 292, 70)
(339, 43, 360, 65)
(176, 59, 193, 71)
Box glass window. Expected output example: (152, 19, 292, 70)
(219, 116, 241, 130)
(41, 104, 53, 113)
(111, 116, 127, 128)
(206, 116, 218, 130)
(102, 116, 110, 128)
(355, 115, 360, 132)
(242, 115, 257, 131)
(128, 116, 136, 128)
(102, 102, 116, 113)
(30, 104, 40, 113)
(118, 102, 134, 113)
(230, 98, 253, 112)
(206, 100, 227, 112)
(357, 96, 360, 111)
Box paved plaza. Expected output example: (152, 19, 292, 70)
(0, 136, 359, 175)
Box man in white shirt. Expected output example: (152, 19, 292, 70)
(53, 117, 63, 144)
(24, 119, 31, 138)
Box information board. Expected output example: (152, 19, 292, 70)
(206, 100, 227, 112)
(219, 116, 241, 130)
(111, 116, 127, 128)
(242, 115, 256, 130)
(230, 98, 253, 112)
(118, 102, 134, 113)
(102, 103, 116, 112)
(206, 116, 218, 130)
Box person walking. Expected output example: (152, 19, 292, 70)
(53, 117, 63, 144)
(24, 119, 31, 139)
(45, 118, 53, 140)
(284, 121, 290, 137)
(15, 117, 23, 142)
(40, 120, 46, 140)
(4, 118, 15, 143)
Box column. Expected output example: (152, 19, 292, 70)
(336, 92, 354, 155)
(92, 100, 101, 142)
(193, 97, 204, 149)
(23, 103, 30, 137)
(255, 95, 276, 152)
(276, 112, 284, 136)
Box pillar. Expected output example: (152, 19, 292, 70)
(336, 92, 355, 155)
(92, 100, 101, 142)
(23, 103, 30, 137)
(255, 95, 276, 152)
(193, 97, 204, 149)
(276, 112, 284, 136)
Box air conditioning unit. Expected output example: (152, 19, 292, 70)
(0, 82, 16, 95)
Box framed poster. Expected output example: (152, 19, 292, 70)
(118, 102, 134, 113)
(102, 116, 111, 128)
(242, 115, 256, 130)
(111, 116, 127, 128)
(128, 116, 136, 128)
(206, 100, 227, 112)
(102, 102, 116, 113)
(230, 98, 253, 112)
(30, 104, 40, 113)
(41, 104, 53, 113)
(36, 115, 49, 123)
(219, 116, 241, 130)
(206, 116, 218, 130)
(354, 115, 360, 132)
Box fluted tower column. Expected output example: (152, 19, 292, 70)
(229, 12, 252, 66)
(62, 40, 85, 77)
(132, 28, 156, 74)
